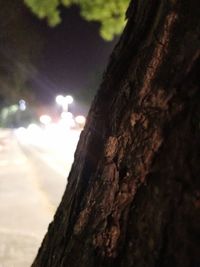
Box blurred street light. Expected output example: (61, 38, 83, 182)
(55, 95, 64, 106)
(60, 111, 75, 128)
(61, 111, 73, 120)
(39, 114, 52, 125)
(65, 95, 73, 104)
(55, 95, 73, 112)
(75, 115, 86, 125)
(19, 99, 26, 111)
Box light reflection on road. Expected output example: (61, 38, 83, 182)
(14, 124, 82, 207)
(15, 124, 81, 177)
(15, 124, 81, 165)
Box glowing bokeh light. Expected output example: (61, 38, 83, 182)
(75, 115, 86, 125)
(39, 115, 52, 125)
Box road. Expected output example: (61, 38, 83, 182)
(0, 129, 79, 267)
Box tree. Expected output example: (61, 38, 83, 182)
(32, 0, 200, 266)
(24, 0, 130, 40)
(0, 0, 43, 106)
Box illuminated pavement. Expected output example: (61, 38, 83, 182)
(0, 129, 79, 267)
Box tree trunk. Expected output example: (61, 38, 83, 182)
(32, 0, 200, 266)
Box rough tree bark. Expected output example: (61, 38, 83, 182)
(32, 0, 200, 266)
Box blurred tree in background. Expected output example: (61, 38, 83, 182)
(0, 0, 43, 107)
(24, 0, 129, 40)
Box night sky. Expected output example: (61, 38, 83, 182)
(0, 1, 117, 114)
(36, 6, 116, 101)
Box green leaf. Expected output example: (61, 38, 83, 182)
(24, 0, 130, 40)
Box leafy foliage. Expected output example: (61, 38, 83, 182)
(24, 0, 130, 40)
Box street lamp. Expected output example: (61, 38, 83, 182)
(55, 95, 73, 112)
(62, 95, 73, 111)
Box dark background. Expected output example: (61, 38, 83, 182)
(0, 0, 117, 114)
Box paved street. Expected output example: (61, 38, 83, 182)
(0, 129, 77, 267)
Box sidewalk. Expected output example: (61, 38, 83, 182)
(0, 130, 54, 267)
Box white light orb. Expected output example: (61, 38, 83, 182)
(65, 95, 73, 104)
(75, 115, 86, 125)
(19, 99, 26, 111)
(39, 115, 52, 125)
(61, 112, 73, 120)
(55, 95, 64, 105)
